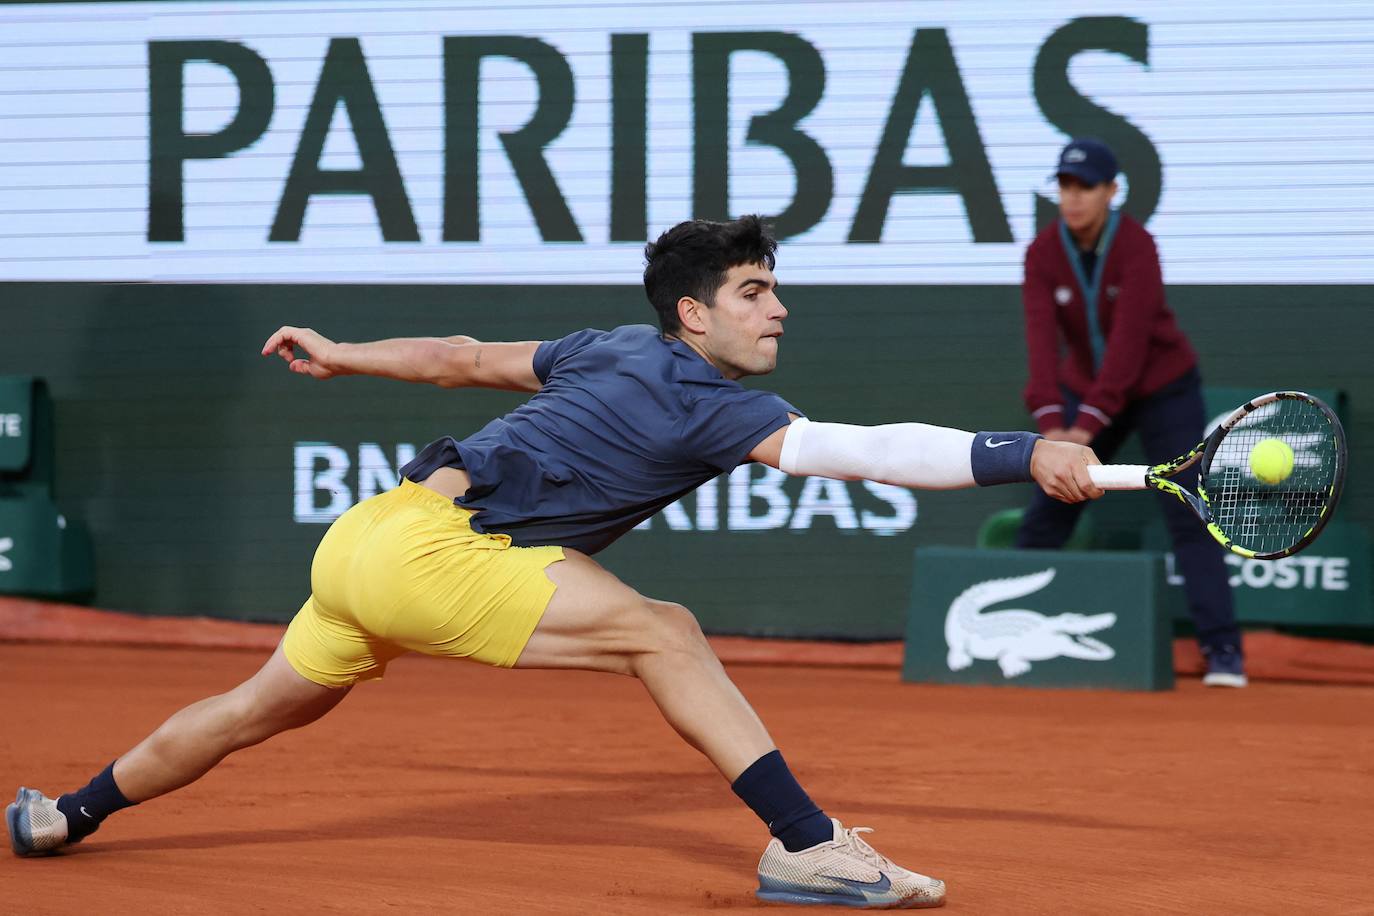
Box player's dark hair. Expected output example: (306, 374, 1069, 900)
(643, 215, 778, 335)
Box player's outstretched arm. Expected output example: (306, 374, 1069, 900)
(260, 326, 543, 392)
(749, 417, 1103, 503)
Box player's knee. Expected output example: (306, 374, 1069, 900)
(221, 682, 326, 748)
(646, 600, 710, 658)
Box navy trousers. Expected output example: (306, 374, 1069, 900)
(1015, 368, 1242, 653)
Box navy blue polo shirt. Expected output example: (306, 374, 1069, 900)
(398, 324, 800, 554)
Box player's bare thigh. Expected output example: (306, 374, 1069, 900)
(244, 642, 352, 723)
(514, 549, 695, 673)
(412, 471, 701, 674)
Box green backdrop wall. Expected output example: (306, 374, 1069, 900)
(1, 282, 1368, 636)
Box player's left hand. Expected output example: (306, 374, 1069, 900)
(1030, 439, 1104, 503)
(261, 326, 341, 379)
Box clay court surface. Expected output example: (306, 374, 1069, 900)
(3, 643, 1373, 915)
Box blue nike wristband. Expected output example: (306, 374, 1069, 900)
(970, 431, 1041, 486)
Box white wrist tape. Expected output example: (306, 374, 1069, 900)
(778, 417, 976, 489)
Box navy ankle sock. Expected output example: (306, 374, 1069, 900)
(731, 750, 834, 852)
(56, 762, 135, 842)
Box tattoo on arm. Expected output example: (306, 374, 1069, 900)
(475, 347, 483, 369)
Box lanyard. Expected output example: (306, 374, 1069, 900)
(1058, 208, 1121, 371)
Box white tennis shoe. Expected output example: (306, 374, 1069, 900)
(6, 788, 70, 856)
(755, 818, 946, 908)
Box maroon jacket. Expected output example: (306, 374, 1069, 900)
(1022, 212, 1197, 436)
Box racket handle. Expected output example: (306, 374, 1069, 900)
(1088, 464, 1150, 490)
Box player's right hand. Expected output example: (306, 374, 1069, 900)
(261, 326, 341, 379)
(1030, 439, 1104, 503)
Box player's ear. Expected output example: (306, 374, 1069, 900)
(677, 296, 708, 334)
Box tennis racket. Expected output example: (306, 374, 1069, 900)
(1086, 391, 1346, 560)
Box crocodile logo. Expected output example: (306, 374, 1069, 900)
(945, 568, 1115, 678)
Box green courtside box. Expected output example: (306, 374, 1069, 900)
(0, 375, 57, 496)
(0, 376, 40, 476)
(0, 496, 94, 599)
(0, 376, 94, 599)
(903, 547, 1174, 691)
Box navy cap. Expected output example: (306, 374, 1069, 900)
(1054, 137, 1118, 186)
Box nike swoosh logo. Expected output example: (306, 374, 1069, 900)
(80, 806, 93, 818)
(985, 439, 1016, 448)
(819, 873, 893, 894)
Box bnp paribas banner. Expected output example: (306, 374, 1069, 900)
(1, 1, 1370, 284)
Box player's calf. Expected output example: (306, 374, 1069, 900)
(7, 644, 348, 856)
(112, 644, 347, 804)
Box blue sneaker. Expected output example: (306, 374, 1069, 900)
(7, 788, 70, 856)
(1202, 646, 1247, 688)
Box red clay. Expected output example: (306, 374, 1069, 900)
(2, 643, 1372, 914)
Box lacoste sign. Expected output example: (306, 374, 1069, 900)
(905, 548, 1173, 691)
(945, 568, 1116, 679)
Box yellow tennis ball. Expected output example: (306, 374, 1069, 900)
(1249, 438, 1294, 485)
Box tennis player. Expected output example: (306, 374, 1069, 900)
(9, 216, 1101, 909)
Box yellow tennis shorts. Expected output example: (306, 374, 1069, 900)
(282, 479, 565, 688)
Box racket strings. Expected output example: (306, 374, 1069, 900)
(1204, 398, 1340, 555)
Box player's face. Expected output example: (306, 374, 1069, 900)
(1057, 175, 1117, 235)
(703, 262, 787, 380)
